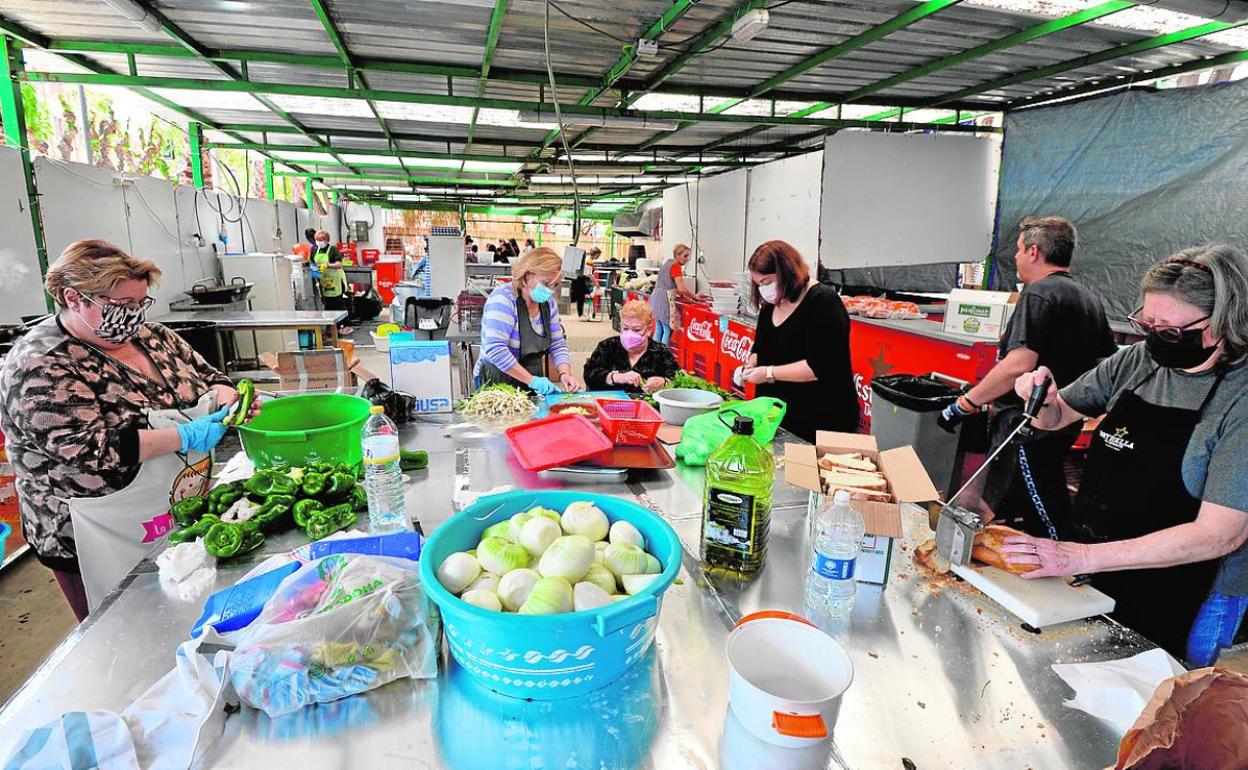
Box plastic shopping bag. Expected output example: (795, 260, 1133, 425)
(229, 554, 438, 718)
(676, 397, 787, 467)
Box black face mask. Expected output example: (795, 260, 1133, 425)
(1146, 327, 1218, 369)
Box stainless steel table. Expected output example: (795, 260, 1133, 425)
(0, 417, 1152, 769)
(158, 310, 350, 376)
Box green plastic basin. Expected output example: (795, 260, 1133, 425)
(237, 393, 372, 469)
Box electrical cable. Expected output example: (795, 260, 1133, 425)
(544, 0, 582, 246)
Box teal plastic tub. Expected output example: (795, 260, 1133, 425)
(237, 393, 372, 469)
(420, 490, 680, 700)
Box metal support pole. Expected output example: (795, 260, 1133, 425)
(305, 179, 314, 211)
(77, 85, 91, 163)
(0, 38, 52, 312)
(264, 157, 274, 199)
(189, 121, 204, 188)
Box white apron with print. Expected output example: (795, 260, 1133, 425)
(70, 393, 218, 611)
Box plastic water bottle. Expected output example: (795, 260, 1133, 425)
(806, 490, 865, 617)
(362, 405, 409, 533)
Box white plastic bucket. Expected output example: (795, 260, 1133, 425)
(725, 611, 853, 748)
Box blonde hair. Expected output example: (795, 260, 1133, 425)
(512, 246, 563, 287)
(314, 230, 330, 241)
(619, 300, 653, 329)
(673, 244, 691, 260)
(45, 240, 161, 308)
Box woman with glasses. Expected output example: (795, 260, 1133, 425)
(476, 246, 584, 396)
(0, 240, 255, 620)
(1001, 245, 1248, 665)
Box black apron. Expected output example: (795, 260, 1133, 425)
(478, 296, 552, 388)
(1071, 366, 1224, 656)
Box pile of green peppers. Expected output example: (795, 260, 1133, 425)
(167, 457, 385, 556)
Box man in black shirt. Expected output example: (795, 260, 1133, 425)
(942, 217, 1115, 538)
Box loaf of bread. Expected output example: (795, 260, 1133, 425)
(818, 452, 877, 472)
(971, 524, 1038, 575)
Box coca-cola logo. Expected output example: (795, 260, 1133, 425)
(686, 320, 714, 343)
(720, 329, 753, 361)
(854, 372, 873, 417)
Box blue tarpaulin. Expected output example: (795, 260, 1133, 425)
(992, 77, 1248, 320)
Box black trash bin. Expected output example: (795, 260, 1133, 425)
(870, 373, 963, 497)
(163, 320, 225, 371)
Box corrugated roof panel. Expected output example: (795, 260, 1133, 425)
(329, 0, 491, 67)
(149, 88, 273, 113)
(0, 0, 167, 42)
(157, 0, 335, 56)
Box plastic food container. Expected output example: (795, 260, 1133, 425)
(237, 393, 372, 469)
(420, 489, 680, 700)
(504, 413, 613, 472)
(726, 611, 854, 748)
(652, 388, 724, 425)
(595, 399, 664, 446)
(0, 521, 9, 562)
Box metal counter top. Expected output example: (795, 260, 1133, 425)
(0, 416, 1151, 769)
(158, 310, 347, 327)
(850, 315, 990, 348)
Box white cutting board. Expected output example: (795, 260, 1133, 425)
(951, 563, 1116, 628)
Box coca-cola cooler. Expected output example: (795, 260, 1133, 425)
(715, 317, 757, 399)
(681, 304, 719, 380)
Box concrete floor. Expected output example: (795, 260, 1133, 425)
(0, 310, 617, 708)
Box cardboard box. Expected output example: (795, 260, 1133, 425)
(942, 288, 1018, 340)
(786, 432, 939, 585)
(390, 336, 454, 413)
(260, 349, 353, 393)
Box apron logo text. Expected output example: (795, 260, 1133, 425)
(1099, 426, 1135, 452)
(141, 512, 175, 543)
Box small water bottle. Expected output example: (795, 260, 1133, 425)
(806, 490, 865, 617)
(362, 405, 409, 533)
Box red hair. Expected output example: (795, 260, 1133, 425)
(747, 240, 809, 305)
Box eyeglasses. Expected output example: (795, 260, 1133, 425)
(1127, 307, 1209, 342)
(86, 294, 155, 313)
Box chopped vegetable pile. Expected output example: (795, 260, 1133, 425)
(437, 501, 663, 614)
(457, 383, 537, 420)
(169, 460, 374, 558)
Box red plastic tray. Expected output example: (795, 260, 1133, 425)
(504, 414, 613, 472)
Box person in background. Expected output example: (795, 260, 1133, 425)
(304, 227, 317, 249)
(941, 216, 1115, 538)
(509, 238, 522, 258)
(495, 240, 512, 265)
(740, 240, 856, 443)
(649, 243, 695, 345)
(0, 241, 256, 620)
(524, 238, 536, 252)
(309, 230, 342, 275)
(584, 300, 678, 393)
(320, 251, 353, 336)
(476, 246, 584, 396)
(465, 235, 474, 259)
(1002, 245, 1248, 666)
(570, 247, 600, 319)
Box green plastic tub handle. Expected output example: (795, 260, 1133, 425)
(594, 594, 657, 637)
(266, 430, 309, 443)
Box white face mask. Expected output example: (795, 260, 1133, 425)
(758, 282, 779, 305)
(316, 240, 329, 249)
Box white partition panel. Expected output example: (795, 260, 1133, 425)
(0, 148, 50, 321)
(173, 186, 224, 285)
(745, 151, 822, 267)
(36, 158, 130, 258)
(820, 132, 996, 269)
(661, 171, 748, 284)
(123, 177, 189, 315)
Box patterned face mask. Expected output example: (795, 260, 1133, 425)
(79, 295, 147, 344)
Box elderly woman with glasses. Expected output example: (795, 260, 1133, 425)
(1002, 245, 1248, 666)
(0, 240, 252, 621)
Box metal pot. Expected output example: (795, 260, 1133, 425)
(186, 276, 253, 305)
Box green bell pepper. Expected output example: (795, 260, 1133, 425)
(254, 494, 295, 533)
(399, 449, 428, 471)
(245, 470, 297, 499)
(238, 529, 265, 555)
(222, 379, 255, 428)
(348, 484, 368, 513)
(168, 513, 220, 545)
(170, 495, 207, 526)
(303, 503, 356, 540)
(322, 471, 356, 502)
(207, 482, 245, 516)
(204, 521, 245, 558)
(293, 499, 324, 528)
(301, 471, 328, 498)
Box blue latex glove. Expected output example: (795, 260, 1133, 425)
(178, 407, 231, 453)
(528, 376, 561, 396)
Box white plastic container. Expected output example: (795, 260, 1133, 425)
(652, 388, 724, 425)
(725, 611, 854, 748)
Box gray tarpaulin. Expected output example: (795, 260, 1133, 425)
(992, 77, 1248, 321)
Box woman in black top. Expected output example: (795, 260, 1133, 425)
(584, 300, 680, 393)
(741, 240, 857, 442)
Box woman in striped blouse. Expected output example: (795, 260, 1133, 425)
(475, 247, 585, 395)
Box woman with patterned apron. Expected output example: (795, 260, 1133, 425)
(1001, 246, 1248, 665)
(475, 247, 584, 395)
(0, 241, 254, 619)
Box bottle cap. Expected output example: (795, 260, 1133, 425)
(832, 489, 851, 504)
(731, 416, 754, 435)
(370, 405, 385, 415)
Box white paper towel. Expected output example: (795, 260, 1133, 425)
(1052, 648, 1186, 734)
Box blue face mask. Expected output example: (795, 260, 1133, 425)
(530, 282, 554, 304)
